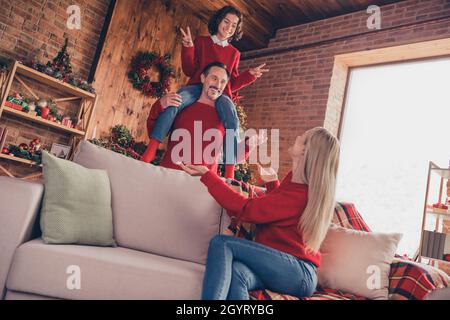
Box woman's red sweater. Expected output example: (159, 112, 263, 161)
(200, 170, 321, 268)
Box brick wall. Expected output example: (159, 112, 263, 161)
(0, 0, 110, 178)
(239, 0, 450, 178)
(0, 0, 109, 78)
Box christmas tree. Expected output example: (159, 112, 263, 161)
(50, 37, 73, 80)
(30, 38, 95, 93)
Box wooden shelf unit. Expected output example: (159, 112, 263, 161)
(0, 60, 98, 180)
(0, 153, 41, 166)
(2, 106, 86, 136)
(417, 161, 450, 266)
(426, 210, 450, 219)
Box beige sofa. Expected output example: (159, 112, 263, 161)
(0, 141, 230, 300)
(2, 141, 449, 300)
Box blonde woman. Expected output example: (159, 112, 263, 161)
(179, 127, 340, 300)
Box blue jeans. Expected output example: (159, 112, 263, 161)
(150, 84, 239, 164)
(202, 235, 318, 300)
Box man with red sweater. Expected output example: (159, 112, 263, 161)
(181, 34, 257, 99)
(141, 6, 269, 177)
(146, 62, 251, 175)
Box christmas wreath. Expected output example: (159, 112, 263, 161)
(128, 51, 176, 98)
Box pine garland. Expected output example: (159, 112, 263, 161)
(89, 124, 163, 165)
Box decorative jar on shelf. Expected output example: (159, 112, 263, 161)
(37, 99, 49, 119)
(62, 117, 72, 127)
(28, 101, 37, 117)
(40, 107, 50, 119)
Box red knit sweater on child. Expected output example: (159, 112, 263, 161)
(182, 36, 256, 99)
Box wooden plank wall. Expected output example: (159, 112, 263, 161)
(90, 0, 208, 143)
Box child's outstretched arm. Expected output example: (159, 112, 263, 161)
(230, 54, 257, 93)
(180, 27, 198, 77)
(236, 131, 267, 164)
(230, 57, 269, 92)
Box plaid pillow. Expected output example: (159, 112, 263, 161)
(388, 258, 450, 300)
(251, 287, 368, 300)
(333, 202, 371, 232)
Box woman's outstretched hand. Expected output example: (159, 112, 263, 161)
(249, 63, 269, 78)
(247, 131, 267, 152)
(257, 164, 278, 183)
(178, 162, 209, 176)
(180, 27, 194, 47)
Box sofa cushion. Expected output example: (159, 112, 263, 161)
(0, 177, 44, 299)
(40, 151, 115, 247)
(317, 224, 402, 300)
(73, 141, 223, 264)
(5, 290, 58, 300)
(6, 239, 204, 300)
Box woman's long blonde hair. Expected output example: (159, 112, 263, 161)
(293, 127, 340, 252)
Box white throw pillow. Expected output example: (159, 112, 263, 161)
(317, 224, 402, 300)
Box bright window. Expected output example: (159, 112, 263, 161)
(336, 57, 450, 256)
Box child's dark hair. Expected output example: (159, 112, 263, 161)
(208, 6, 243, 43)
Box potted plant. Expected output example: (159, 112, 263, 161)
(48, 99, 58, 122)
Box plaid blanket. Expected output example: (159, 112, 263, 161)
(224, 179, 450, 300)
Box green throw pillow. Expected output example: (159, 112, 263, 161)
(40, 151, 116, 246)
